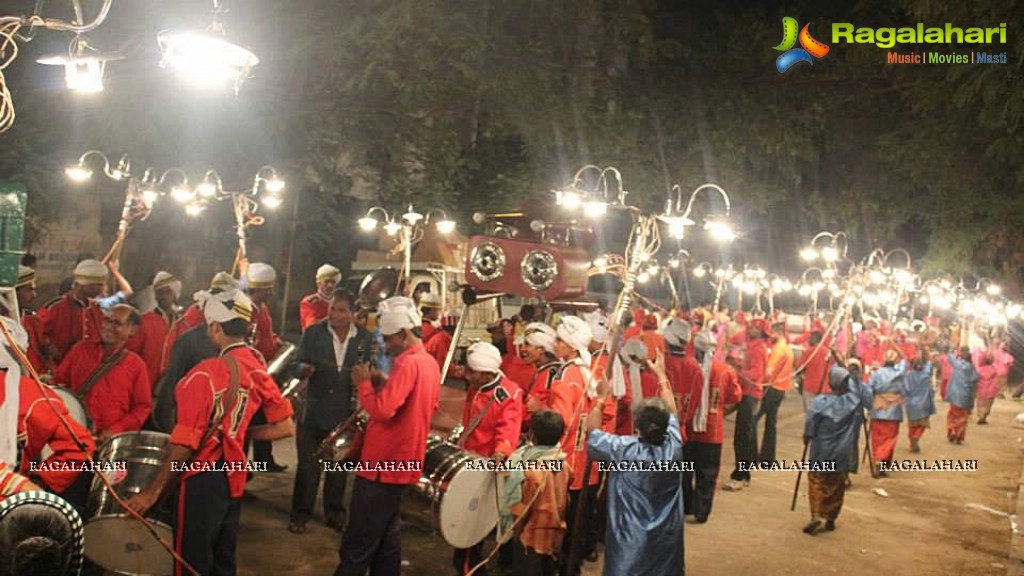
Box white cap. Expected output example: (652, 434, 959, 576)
(419, 293, 443, 309)
(620, 338, 648, 363)
(152, 271, 182, 300)
(378, 296, 421, 336)
(316, 264, 342, 282)
(466, 342, 503, 373)
(587, 312, 609, 344)
(694, 330, 717, 353)
(197, 290, 254, 324)
(210, 271, 239, 292)
(556, 316, 592, 353)
(73, 259, 108, 285)
(515, 322, 556, 354)
(663, 318, 692, 348)
(247, 263, 277, 289)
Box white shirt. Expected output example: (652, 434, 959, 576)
(328, 323, 357, 373)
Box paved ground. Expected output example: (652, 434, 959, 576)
(232, 390, 1023, 576)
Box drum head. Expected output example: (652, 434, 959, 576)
(84, 516, 173, 576)
(438, 458, 501, 549)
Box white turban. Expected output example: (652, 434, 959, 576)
(556, 316, 592, 353)
(15, 265, 35, 289)
(663, 318, 692, 348)
(73, 259, 108, 286)
(616, 338, 648, 403)
(516, 322, 556, 354)
(378, 296, 421, 336)
(466, 342, 503, 373)
(419, 293, 443, 310)
(694, 330, 718, 353)
(0, 316, 28, 465)
(584, 310, 609, 344)
(247, 263, 277, 289)
(152, 271, 182, 300)
(210, 271, 239, 292)
(317, 264, 342, 282)
(197, 290, 254, 324)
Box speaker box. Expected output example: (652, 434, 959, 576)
(464, 236, 590, 300)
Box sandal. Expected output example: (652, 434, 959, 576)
(288, 520, 307, 534)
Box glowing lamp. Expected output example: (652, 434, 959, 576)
(583, 200, 607, 218)
(800, 247, 818, 261)
(65, 165, 93, 182)
(358, 217, 379, 231)
(158, 30, 259, 94)
(705, 218, 735, 242)
(261, 195, 282, 209)
(383, 221, 403, 236)
(435, 219, 456, 234)
(171, 186, 195, 203)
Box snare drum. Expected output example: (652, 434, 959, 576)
(409, 438, 501, 549)
(83, 431, 174, 576)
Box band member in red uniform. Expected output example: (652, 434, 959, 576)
(501, 318, 537, 397)
(420, 293, 453, 374)
(128, 271, 182, 388)
(452, 342, 523, 575)
(43, 259, 134, 361)
(0, 318, 94, 509)
(55, 304, 151, 444)
(300, 264, 342, 332)
(160, 272, 237, 376)
(125, 290, 295, 576)
(8, 265, 53, 374)
(246, 262, 285, 471)
(683, 330, 742, 523)
(519, 323, 561, 431)
(334, 296, 440, 576)
(662, 318, 702, 439)
(723, 318, 769, 491)
(246, 263, 282, 361)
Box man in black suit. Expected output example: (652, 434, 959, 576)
(289, 288, 374, 534)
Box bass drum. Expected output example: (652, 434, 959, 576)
(41, 385, 92, 461)
(83, 431, 174, 576)
(409, 437, 501, 549)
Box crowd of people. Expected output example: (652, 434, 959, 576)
(0, 254, 1018, 576)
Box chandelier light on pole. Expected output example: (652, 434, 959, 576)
(552, 165, 628, 220)
(800, 231, 848, 264)
(357, 204, 457, 295)
(658, 183, 735, 241)
(65, 150, 131, 182)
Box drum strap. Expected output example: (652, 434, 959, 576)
(457, 393, 497, 448)
(198, 355, 242, 453)
(75, 349, 127, 406)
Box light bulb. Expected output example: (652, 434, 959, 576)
(141, 189, 160, 204)
(435, 219, 456, 234)
(558, 191, 582, 210)
(171, 186, 194, 203)
(821, 246, 839, 262)
(358, 217, 378, 231)
(261, 195, 282, 209)
(800, 247, 818, 261)
(196, 181, 218, 198)
(184, 202, 205, 217)
(265, 178, 285, 194)
(583, 200, 607, 218)
(66, 165, 92, 182)
(705, 219, 735, 242)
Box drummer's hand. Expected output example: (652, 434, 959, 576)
(125, 489, 158, 517)
(647, 350, 668, 381)
(493, 451, 508, 463)
(298, 362, 315, 378)
(351, 362, 372, 383)
(96, 429, 113, 444)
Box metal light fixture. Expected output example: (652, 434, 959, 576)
(425, 209, 456, 234)
(37, 34, 123, 93)
(157, 1, 259, 95)
(552, 166, 627, 219)
(65, 150, 131, 182)
(253, 166, 285, 209)
(660, 183, 734, 242)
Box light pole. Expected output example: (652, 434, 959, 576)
(357, 205, 456, 296)
(658, 183, 736, 241)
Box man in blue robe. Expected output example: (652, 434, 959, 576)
(944, 347, 979, 444)
(803, 365, 872, 535)
(904, 354, 937, 453)
(586, 353, 685, 576)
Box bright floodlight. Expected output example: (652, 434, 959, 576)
(261, 195, 282, 209)
(800, 247, 818, 261)
(158, 30, 259, 94)
(358, 217, 378, 231)
(705, 219, 735, 242)
(65, 165, 93, 182)
(435, 219, 456, 234)
(171, 186, 194, 203)
(583, 200, 607, 218)
(264, 177, 285, 194)
(557, 191, 582, 210)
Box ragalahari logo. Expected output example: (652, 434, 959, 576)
(774, 17, 830, 73)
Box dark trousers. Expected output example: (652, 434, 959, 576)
(334, 477, 405, 576)
(247, 409, 276, 464)
(559, 488, 597, 576)
(730, 395, 759, 482)
(55, 470, 93, 517)
(175, 470, 241, 576)
(453, 541, 487, 575)
(756, 388, 785, 463)
(682, 442, 722, 520)
(291, 423, 348, 522)
(512, 538, 559, 576)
